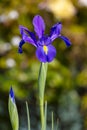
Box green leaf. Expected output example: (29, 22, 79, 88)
(52, 112, 54, 130)
(26, 101, 31, 130)
(44, 101, 47, 130)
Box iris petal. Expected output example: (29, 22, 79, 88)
(9, 87, 15, 103)
(36, 46, 47, 63)
(50, 22, 62, 41)
(47, 45, 56, 62)
(59, 36, 71, 47)
(22, 32, 37, 47)
(19, 25, 37, 47)
(33, 15, 45, 38)
(36, 45, 56, 63)
(19, 25, 29, 35)
(37, 35, 51, 46)
(18, 40, 25, 53)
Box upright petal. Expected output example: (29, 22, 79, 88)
(33, 15, 45, 38)
(59, 36, 71, 47)
(19, 25, 37, 47)
(50, 22, 62, 41)
(37, 35, 51, 46)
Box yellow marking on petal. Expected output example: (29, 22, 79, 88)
(43, 45, 48, 55)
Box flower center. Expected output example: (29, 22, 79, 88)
(43, 45, 48, 55)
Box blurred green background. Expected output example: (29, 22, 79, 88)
(0, 0, 87, 130)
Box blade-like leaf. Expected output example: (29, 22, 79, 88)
(26, 101, 31, 130)
(52, 112, 54, 130)
(44, 101, 47, 130)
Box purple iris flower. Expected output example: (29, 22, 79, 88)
(18, 15, 71, 63)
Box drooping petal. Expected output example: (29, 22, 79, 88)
(33, 15, 45, 38)
(18, 40, 25, 53)
(19, 25, 29, 35)
(36, 45, 56, 63)
(36, 46, 47, 62)
(59, 36, 71, 46)
(46, 45, 56, 62)
(50, 22, 62, 41)
(19, 25, 37, 47)
(22, 32, 37, 47)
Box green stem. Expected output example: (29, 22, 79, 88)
(26, 102, 30, 130)
(40, 99, 44, 129)
(38, 62, 48, 130)
(44, 101, 47, 130)
(52, 112, 54, 130)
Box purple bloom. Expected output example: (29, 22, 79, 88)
(9, 87, 15, 103)
(18, 15, 71, 63)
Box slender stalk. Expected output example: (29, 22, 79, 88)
(38, 63, 48, 130)
(52, 112, 54, 130)
(40, 99, 44, 129)
(44, 101, 47, 130)
(26, 102, 30, 130)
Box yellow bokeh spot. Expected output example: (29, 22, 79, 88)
(43, 45, 48, 55)
(47, 0, 76, 19)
